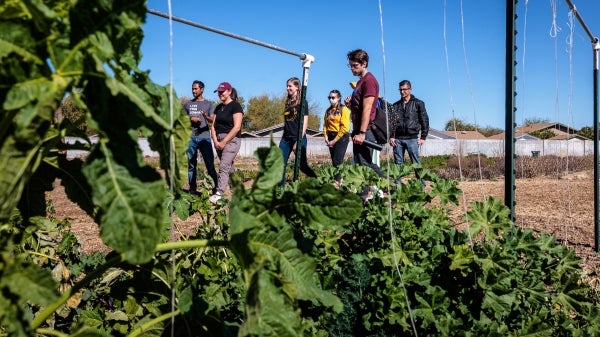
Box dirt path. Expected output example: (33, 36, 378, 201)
(49, 171, 600, 277)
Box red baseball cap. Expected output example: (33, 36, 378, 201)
(214, 82, 232, 93)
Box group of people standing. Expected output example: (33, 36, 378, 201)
(184, 80, 242, 203)
(184, 48, 429, 202)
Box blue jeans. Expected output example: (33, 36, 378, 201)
(352, 130, 386, 178)
(187, 137, 218, 192)
(392, 138, 421, 165)
(393, 137, 425, 186)
(279, 136, 317, 185)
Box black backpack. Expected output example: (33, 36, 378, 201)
(369, 98, 392, 144)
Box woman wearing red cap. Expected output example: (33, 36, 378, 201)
(209, 82, 243, 203)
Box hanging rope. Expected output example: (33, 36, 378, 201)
(376, 1, 418, 336)
(557, 9, 575, 247)
(516, 0, 529, 209)
(165, 1, 177, 336)
(458, 0, 487, 190)
(443, 0, 477, 246)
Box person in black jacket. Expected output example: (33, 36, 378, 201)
(390, 80, 429, 183)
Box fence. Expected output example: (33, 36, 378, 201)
(65, 136, 595, 159)
(241, 138, 595, 158)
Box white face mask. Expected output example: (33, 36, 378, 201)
(329, 98, 339, 105)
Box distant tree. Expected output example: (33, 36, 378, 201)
(234, 93, 246, 111)
(180, 95, 191, 105)
(307, 113, 320, 131)
(577, 126, 594, 139)
(479, 126, 503, 137)
(529, 129, 555, 139)
(444, 118, 477, 131)
(522, 117, 549, 125)
(245, 93, 320, 131)
(245, 94, 285, 131)
(443, 118, 502, 137)
(60, 95, 95, 135)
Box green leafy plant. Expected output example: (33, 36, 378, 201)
(3, 1, 600, 337)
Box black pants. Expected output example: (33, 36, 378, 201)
(352, 130, 387, 178)
(327, 132, 350, 167)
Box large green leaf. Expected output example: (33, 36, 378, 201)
(239, 271, 303, 337)
(467, 197, 513, 241)
(290, 178, 362, 230)
(83, 145, 167, 264)
(0, 254, 59, 337)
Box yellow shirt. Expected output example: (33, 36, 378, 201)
(323, 105, 350, 140)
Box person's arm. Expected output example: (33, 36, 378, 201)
(203, 103, 215, 124)
(323, 111, 329, 145)
(389, 101, 400, 147)
(361, 96, 375, 131)
(337, 106, 351, 140)
(210, 120, 218, 144)
(302, 115, 309, 138)
(353, 96, 375, 144)
(418, 101, 429, 145)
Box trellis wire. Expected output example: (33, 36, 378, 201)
(376, 1, 419, 336)
(442, 0, 475, 248)
(165, 1, 177, 336)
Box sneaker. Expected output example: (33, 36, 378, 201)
(333, 176, 343, 189)
(209, 192, 222, 204)
(358, 186, 374, 201)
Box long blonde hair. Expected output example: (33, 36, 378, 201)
(286, 77, 301, 108)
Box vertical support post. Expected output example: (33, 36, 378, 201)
(505, 0, 517, 222)
(593, 39, 599, 251)
(293, 54, 315, 181)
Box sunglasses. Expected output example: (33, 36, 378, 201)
(328, 96, 337, 99)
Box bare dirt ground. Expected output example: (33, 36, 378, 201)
(49, 169, 600, 278)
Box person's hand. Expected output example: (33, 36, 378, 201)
(214, 140, 225, 151)
(352, 133, 365, 145)
(191, 116, 201, 123)
(324, 139, 330, 147)
(390, 138, 397, 147)
(418, 139, 425, 146)
(344, 96, 351, 106)
(329, 139, 336, 148)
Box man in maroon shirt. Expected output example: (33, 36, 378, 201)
(344, 49, 386, 178)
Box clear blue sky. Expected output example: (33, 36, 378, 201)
(140, 0, 600, 131)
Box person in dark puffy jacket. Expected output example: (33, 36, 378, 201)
(390, 80, 429, 166)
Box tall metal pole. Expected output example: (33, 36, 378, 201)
(505, 0, 517, 222)
(563, 0, 600, 251)
(293, 56, 315, 181)
(594, 40, 599, 251)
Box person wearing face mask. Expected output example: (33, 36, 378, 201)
(323, 89, 350, 169)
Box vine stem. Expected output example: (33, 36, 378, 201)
(155, 239, 228, 252)
(30, 240, 227, 329)
(128, 310, 180, 337)
(35, 328, 68, 337)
